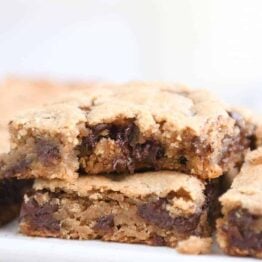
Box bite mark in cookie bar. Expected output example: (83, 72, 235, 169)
(79, 122, 164, 174)
(19, 171, 220, 253)
(76, 109, 255, 178)
(217, 148, 262, 258)
(1, 84, 257, 180)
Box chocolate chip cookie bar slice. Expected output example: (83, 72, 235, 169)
(217, 148, 262, 258)
(19, 171, 222, 254)
(1, 83, 256, 181)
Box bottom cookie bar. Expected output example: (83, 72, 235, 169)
(217, 148, 262, 258)
(0, 179, 32, 226)
(19, 171, 220, 254)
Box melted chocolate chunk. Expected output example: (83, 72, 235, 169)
(150, 234, 166, 246)
(20, 197, 60, 233)
(79, 137, 96, 156)
(223, 209, 262, 251)
(93, 214, 114, 232)
(137, 198, 200, 234)
(112, 158, 129, 173)
(204, 178, 223, 228)
(80, 122, 165, 173)
(132, 141, 164, 164)
(4, 158, 32, 178)
(178, 156, 188, 165)
(109, 123, 139, 147)
(191, 136, 213, 156)
(36, 139, 61, 166)
(79, 124, 110, 156)
(248, 134, 257, 151)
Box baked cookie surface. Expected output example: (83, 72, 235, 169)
(1, 83, 256, 181)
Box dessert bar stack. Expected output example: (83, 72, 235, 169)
(0, 81, 260, 256)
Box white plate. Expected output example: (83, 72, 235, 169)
(0, 221, 256, 262)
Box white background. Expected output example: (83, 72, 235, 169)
(0, 0, 261, 111)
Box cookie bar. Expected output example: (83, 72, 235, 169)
(19, 171, 221, 253)
(0, 77, 90, 225)
(217, 148, 262, 258)
(1, 83, 256, 181)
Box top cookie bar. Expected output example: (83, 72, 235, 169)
(1, 82, 256, 181)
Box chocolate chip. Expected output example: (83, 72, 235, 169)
(20, 197, 60, 233)
(79, 136, 96, 156)
(93, 214, 114, 233)
(4, 158, 32, 178)
(150, 234, 166, 246)
(191, 136, 213, 156)
(132, 141, 164, 164)
(178, 156, 188, 165)
(137, 199, 200, 233)
(79, 124, 111, 156)
(112, 158, 129, 173)
(204, 178, 223, 228)
(109, 123, 139, 147)
(248, 134, 257, 150)
(36, 139, 61, 166)
(223, 208, 262, 251)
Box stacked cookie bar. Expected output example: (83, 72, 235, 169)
(0, 77, 90, 225)
(0, 82, 259, 256)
